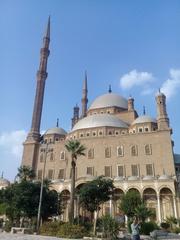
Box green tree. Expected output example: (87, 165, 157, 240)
(0, 180, 60, 226)
(16, 165, 36, 181)
(65, 140, 86, 224)
(119, 190, 142, 218)
(79, 176, 114, 235)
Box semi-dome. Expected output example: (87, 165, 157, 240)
(45, 127, 67, 135)
(72, 114, 128, 131)
(89, 93, 128, 110)
(132, 115, 157, 125)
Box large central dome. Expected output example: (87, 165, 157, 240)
(89, 93, 128, 110)
(72, 114, 128, 131)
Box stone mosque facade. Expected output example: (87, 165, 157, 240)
(21, 18, 180, 222)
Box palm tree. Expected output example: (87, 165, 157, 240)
(16, 165, 35, 182)
(65, 140, 86, 223)
(134, 203, 155, 222)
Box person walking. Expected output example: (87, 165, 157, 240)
(131, 216, 141, 240)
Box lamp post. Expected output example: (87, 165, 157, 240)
(36, 142, 49, 234)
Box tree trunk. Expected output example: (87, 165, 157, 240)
(69, 159, 76, 224)
(93, 210, 98, 236)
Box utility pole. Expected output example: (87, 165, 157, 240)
(36, 142, 49, 234)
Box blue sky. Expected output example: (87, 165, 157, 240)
(0, 0, 180, 181)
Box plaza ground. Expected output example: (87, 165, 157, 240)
(0, 233, 71, 240)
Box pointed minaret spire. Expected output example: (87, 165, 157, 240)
(45, 16, 50, 39)
(108, 85, 112, 93)
(143, 106, 146, 115)
(28, 17, 50, 141)
(56, 118, 59, 127)
(81, 71, 88, 118)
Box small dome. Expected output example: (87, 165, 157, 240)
(0, 177, 10, 187)
(72, 114, 128, 131)
(89, 93, 128, 110)
(132, 115, 157, 125)
(159, 174, 170, 180)
(45, 127, 67, 135)
(156, 91, 165, 97)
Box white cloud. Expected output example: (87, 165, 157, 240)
(120, 69, 155, 90)
(161, 69, 180, 100)
(0, 130, 27, 181)
(0, 130, 26, 157)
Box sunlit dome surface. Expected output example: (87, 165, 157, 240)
(132, 115, 157, 125)
(45, 127, 67, 135)
(89, 93, 128, 110)
(72, 114, 128, 131)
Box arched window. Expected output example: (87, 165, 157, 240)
(50, 152, 54, 161)
(60, 151, 65, 160)
(131, 145, 138, 156)
(105, 147, 111, 158)
(117, 146, 124, 157)
(40, 154, 44, 162)
(145, 144, 152, 155)
(88, 149, 94, 159)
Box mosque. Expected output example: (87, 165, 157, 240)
(19, 18, 180, 222)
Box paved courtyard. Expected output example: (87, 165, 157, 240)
(0, 233, 68, 240)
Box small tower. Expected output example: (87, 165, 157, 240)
(71, 104, 80, 128)
(128, 96, 134, 111)
(108, 85, 112, 93)
(81, 71, 88, 118)
(156, 91, 169, 130)
(22, 18, 50, 169)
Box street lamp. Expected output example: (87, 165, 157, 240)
(36, 141, 49, 234)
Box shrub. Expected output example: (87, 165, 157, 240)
(172, 227, 180, 234)
(99, 215, 120, 240)
(160, 222, 170, 230)
(57, 223, 87, 238)
(140, 222, 159, 235)
(40, 221, 64, 236)
(2, 220, 13, 232)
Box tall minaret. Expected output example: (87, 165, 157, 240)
(28, 17, 50, 141)
(156, 90, 169, 130)
(81, 71, 88, 118)
(22, 18, 50, 169)
(71, 104, 80, 128)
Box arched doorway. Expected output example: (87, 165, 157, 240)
(143, 188, 157, 221)
(127, 188, 140, 194)
(160, 188, 174, 220)
(113, 188, 125, 221)
(60, 189, 70, 222)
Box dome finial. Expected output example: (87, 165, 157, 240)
(108, 85, 112, 93)
(143, 106, 146, 115)
(56, 118, 59, 127)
